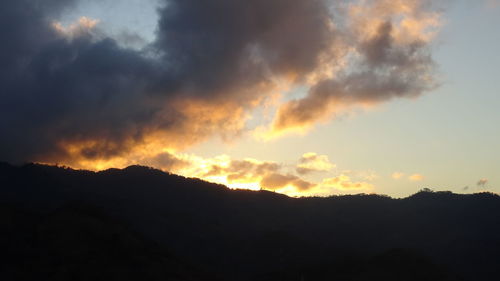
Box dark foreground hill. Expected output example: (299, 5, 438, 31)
(1, 163, 499, 281)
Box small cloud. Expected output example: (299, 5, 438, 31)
(409, 174, 424, 182)
(296, 152, 335, 175)
(145, 152, 190, 172)
(203, 164, 226, 177)
(194, 157, 282, 189)
(260, 173, 315, 191)
(392, 172, 405, 180)
(321, 174, 374, 191)
(477, 178, 488, 187)
(462, 186, 469, 191)
(52, 17, 100, 39)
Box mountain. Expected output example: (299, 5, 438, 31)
(1, 162, 499, 281)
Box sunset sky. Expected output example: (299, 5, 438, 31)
(1, 0, 498, 197)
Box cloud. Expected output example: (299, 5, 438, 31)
(0, 0, 338, 164)
(409, 174, 424, 181)
(52, 17, 100, 39)
(53, 147, 375, 196)
(0, 0, 166, 163)
(261, 173, 316, 191)
(477, 179, 488, 187)
(296, 152, 335, 175)
(142, 152, 190, 172)
(202, 158, 281, 185)
(393, 172, 425, 182)
(0, 0, 443, 166)
(267, 0, 441, 136)
(392, 172, 405, 180)
(321, 174, 374, 191)
(146, 152, 318, 193)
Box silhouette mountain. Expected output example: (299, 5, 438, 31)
(1, 162, 499, 281)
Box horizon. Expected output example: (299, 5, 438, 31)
(3, 158, 500, 281)
(0, 0, 499, 198)
(7, 161, 499, 199)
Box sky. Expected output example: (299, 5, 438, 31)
(0, 0, 498, 197)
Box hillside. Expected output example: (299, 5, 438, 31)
(1, 163, 499, 281)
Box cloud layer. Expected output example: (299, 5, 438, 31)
(143, 151, 374, 196)
(0, 0, 442, 166)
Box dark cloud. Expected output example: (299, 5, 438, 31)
(154, 0, 336, 98)
(115, 30, 148, 49)
(0, 0, 166, 163)
(0, 0, 338, 164)
(0, 0, 441, 165)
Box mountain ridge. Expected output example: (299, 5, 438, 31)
(1, 162, 499, 281)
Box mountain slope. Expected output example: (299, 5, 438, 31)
(1, 163, 499, 280)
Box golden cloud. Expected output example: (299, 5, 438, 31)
(56, 148, 377, 197)
(321, 175, 374, 191)
(263, 0, 442, 138)
(296, 152, 336, 174)
(260, 173, 316, 191)
(1, 1, 441, 195)
(408, 173, 424, 181)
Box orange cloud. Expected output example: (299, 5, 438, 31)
(260, 173, 315, 191)
(61, 149, 377, 197)
(392, 172, 405, 179)
(321, 175, 374, 192)
(409, 174, 424, 181)
(52, 17, 100, 38)
(265, 0, 442, 138)
(47, 98, 257, 169)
